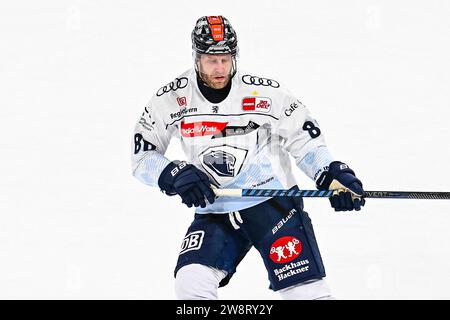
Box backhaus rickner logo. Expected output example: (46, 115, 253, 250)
(273, 260, 310, 281)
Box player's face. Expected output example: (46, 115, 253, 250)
(198, 54, 233, 89)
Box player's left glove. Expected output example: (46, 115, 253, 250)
(316, 161, 365, 211)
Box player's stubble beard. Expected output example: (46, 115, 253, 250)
(200, 73, 231, 89)
(197, 63, 231, 89)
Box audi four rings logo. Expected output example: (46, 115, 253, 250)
(156, 77, 188, 96)
(242, 75, 280, 88)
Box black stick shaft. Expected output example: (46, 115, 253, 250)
(363, 191, 450, 199)
(237, 189, 450, 199)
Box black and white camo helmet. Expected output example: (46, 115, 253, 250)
(191, 16, 238, 56)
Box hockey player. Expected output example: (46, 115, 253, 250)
(131, 16, 365, 300)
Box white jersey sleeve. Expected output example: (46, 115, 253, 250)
(131, 92, 176, 187)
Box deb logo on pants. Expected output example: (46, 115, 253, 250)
(180, 231, 205, 255)
(269, 236, 302, 264)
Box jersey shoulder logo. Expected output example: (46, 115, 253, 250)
(242, 74, 280, 88)
(156, 77, 188, 97)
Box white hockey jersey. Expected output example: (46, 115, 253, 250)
(132, 68, 334, 213)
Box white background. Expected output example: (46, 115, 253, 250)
(0, 0, 449, 299)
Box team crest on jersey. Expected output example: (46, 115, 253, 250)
(199, 145, 248, 185)
(204, 150, 236, 177)
(242, 97, 272, 112)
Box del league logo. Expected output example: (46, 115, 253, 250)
(269, 236, 302, 264)
(242, 97, 272, 112)
(177, 96, 187, 107)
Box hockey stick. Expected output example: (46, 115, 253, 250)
(213, 188, 450, 200)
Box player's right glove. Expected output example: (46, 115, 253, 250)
(316, 161, 365, 212)
(158, 161, 216, 208)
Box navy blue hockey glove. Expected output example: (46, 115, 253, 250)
(316, 161, 365, 212)
(158, 161, 216, 208)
